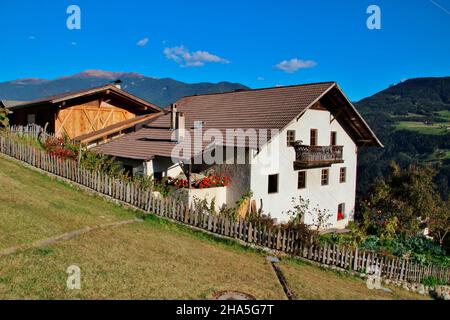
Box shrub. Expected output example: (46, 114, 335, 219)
(421, 276, 448, 287)
(193, 196, 216, 216)
(0, 107, 9, 128)
(193, 175, 229, 189)
(167, 174, 229, 189)
(42, 136, 77, 160)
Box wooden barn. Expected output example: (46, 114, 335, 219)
(6, 84, 162, 139)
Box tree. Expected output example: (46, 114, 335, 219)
(429, 198, 450, 248)
(363, 162, 442, 237)
(310, 206, 333, 232)
(283, 196, 332, 246)
(284, 196, 333, 231)
(0, 107, 9, 128)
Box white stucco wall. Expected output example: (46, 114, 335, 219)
(145, 157, 184, 178)
(250, 109, 358, 229)
(188, 187, 228, 212)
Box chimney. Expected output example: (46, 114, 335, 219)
(112, 79, 122, 89)
(170, 104, 178, 130)
(176, 112, 185, 142)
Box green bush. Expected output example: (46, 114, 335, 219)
(421, 276, 448, 287)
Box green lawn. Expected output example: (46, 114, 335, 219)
(0, 156, 430, 300)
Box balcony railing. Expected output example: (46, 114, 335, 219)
(293, 142, 344, 167)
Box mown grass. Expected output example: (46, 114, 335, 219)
(0, 218, 286, 299)
(0, 156, 133, 250)
(0, 155, 430, 300)
(280, 258, 430, 300)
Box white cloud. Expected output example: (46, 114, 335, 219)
(163, 45, 230, 67)
(256, 76, 265, 81)
(275, 58, 317, 73)
(137, 37, 149, 47)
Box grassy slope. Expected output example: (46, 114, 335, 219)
(0, 156, 132, 250)
(0, 156, 429, 300)
(393, 111, 450, 135)
(395, 121, 449, 135)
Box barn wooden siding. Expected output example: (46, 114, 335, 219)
(55, 100, 135, 139)
(0, 134, 449, 285)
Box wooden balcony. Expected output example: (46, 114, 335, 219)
(293, 143, 344, 168)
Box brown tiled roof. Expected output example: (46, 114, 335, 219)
(95, 82, 382, 161)
(7, 84, 161, 112)
(95, 127, 178, 160)
(154, 82, 336, 130)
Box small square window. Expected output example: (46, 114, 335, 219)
(321, 169, 329, 186)
(27, 113, 36, 125)
(268, 174, 279, 194)
(330, 131, 337, 146)
(310, 129, 317, 146)
(339, 167, 346, 183)
(287, 130, 296, 146)
(337, 203, 346, 221)
(298, 171, 306, 189)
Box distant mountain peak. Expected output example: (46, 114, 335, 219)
(62, 69, 145, 80)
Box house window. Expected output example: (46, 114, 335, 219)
(298, 171, 306, 189)
(330, 131, 337, 146)
(287, 130, 296, 146)
(321, 169, 329, 186)
(27, 113, 36, 125)
(337, 203, 346, 221)
(339, 167, 347, 183)
(310, 129, 318, 146)
(268, 174, 279, 194)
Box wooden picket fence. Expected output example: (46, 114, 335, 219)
(8, 124, 48, 139)
(0, 133, 449, 285)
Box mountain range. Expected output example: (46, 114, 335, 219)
(0, 70, 248, 107)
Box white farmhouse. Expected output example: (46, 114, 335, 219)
(95, 82, 382, 229)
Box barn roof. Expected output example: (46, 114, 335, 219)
(0, 100, 29, 109)
(6, 84, 162, 113)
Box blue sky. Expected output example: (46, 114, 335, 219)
(0, 0, 449, 100)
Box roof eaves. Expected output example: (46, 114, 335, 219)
(334, 84, 384, 148)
